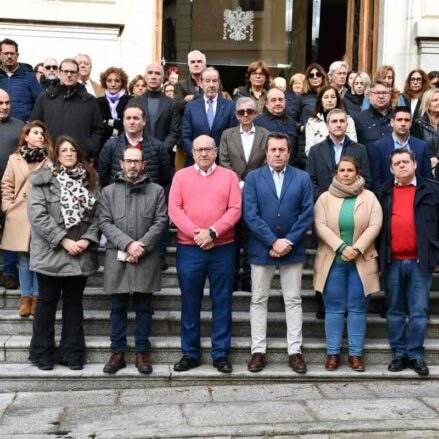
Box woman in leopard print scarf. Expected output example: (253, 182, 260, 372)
(28, 136, 100, 371)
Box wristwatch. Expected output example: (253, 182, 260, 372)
(209, 228, 217, 239)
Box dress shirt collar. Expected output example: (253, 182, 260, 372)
(392, 133, 410, 149)
(327, 135, 347, 148)
(240, 124, 256, 135)
(269, 165, 286, 176)
(204, 95, 218, 104)
(394, 176, 417, 187)
(194, 163, 217, 176)
(125, 133, 143, 146)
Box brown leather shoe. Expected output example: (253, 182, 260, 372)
(289, 353, 307, 374)
(324, 354, 340, 371)
(348, 355, 365, 372)
(30, 296, 38, 316)
(4, 276, 19, 290)
(19, 297, 32, 318)
(103, 352, 126, 374)
(135, 352, 153, 374)
(247, 353, 266, 372)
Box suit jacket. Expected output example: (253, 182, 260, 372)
(369, 135, 432, 190)
(243, 165, 314, 265)
(306, 136, 372, 201)
(219, 125, 269, 181)
(182, 95, 238, 164)
(134, 92, 180, 152)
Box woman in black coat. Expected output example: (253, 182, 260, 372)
(97, 67, 132, 146)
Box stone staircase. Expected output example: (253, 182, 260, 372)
(1, 230, 439, 392)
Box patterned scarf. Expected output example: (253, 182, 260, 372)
(105, 89, 125, 119)
(19, 145, 47, 163)
(50, 164, 96, 229)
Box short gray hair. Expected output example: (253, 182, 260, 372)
(200, 66, 220, 81)
(326, 108, 347, 123)
(236, 97, 255, 110)
(328, 60, 349, 77)
(187, 50, 206, 65)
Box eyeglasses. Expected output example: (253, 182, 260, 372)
(410, 77, 423, 83)
(370, 91, 390, 96)
(192, 147, 216, 154)
(307, 72, 322, 79)
(44, 65, 58, 70)
(236, 108, 256, 116)
(1, 52, 17, 57)
(60, 69, 78, 75)
(122, 159, 143, 165)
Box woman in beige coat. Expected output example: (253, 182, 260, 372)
(1, 121, 52, 317)
(314, 156, 382, 372)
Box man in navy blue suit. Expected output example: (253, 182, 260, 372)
(243, 132, 314, 374)
(182, 67, 238, 165)
(369, 106, 432, 190)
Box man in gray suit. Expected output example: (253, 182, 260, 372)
(219, 97, 269, 291)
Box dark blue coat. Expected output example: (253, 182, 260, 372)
(376, 176, 439, 274)
(243, 165, 314, 265)
(182, 95, 238, 161)
(369, 135, 432, 190)
(97, 133, 171, 187)
(0, 63, 42, 121)
(353, 106, 393, 148)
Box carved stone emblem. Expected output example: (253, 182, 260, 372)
(223, 6, 254, 42)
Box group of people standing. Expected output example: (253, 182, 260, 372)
(0, 38, 439, 377)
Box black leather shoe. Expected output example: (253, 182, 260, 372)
(408, 359, 429, 376)
(388, 357, 408, 372)
(213, 357, 232, 373)
(173, 355, 200, 372)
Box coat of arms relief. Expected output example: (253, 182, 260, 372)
(223, 6, 255, 42)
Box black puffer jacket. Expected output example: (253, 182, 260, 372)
(30, 83, 103, 159)
(413, 115, 439, 158)
(97, 133, 171, 187)
(343, 91, 364, 117)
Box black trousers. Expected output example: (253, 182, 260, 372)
(29, 274, 87, 364)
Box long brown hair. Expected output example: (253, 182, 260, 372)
(310, 85, 345, 119)
(403, 69, 431, 100)
(16, 120, 53, 157)
(52, 136, 98, 190)
(304, 63, 329, 94)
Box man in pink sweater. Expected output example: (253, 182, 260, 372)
(169, 135, 242, 373)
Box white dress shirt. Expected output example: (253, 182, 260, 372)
(240, 124, 256, 163)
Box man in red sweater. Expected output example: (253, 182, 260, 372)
(169, 135, 242, 373)
(376, 148, 439, 376)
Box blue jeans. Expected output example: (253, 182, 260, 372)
(322, 263, 368, 356)
(18, 252, 39, 297)
(385, 259, 432, 361)
(176, 242, 235, 361)
(3, 250, 18, 278)
(110, 293, 152, 353)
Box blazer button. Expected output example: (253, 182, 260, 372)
(277, 213, 281, 217)
(276, 226, 281, 230)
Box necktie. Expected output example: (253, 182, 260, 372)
(207, 99, 214, 129)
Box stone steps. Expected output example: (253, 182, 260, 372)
(1, 363, 438, 393)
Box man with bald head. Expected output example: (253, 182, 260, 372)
(0, 88, 24, 289)
(133, 62, 179, 153)
(255, 88, 298, 163)
(169, 135, 242, 373)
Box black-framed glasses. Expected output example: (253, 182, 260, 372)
(44, 65, 58, 70)
(60, 69, 78, 75)
(308, 72, 322, 79)
(122, 159, 143, 165)
(236, 108, 256, 116)
(192, 147, 216, 154)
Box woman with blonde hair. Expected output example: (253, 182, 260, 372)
(1, 121, 52, 317)
(413, 88, 439, 177)
(343, 71, 371, 117)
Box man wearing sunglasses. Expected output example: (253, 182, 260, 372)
(219, 97, 270, 291)
(39, 58, 59, 90)
(0, 38, 42, 122)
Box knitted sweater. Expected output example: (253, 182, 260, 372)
(168, 165, 242, 245)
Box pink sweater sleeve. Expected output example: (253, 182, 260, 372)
(211, 171, 242, 236)
(168, 172, 198, 238)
